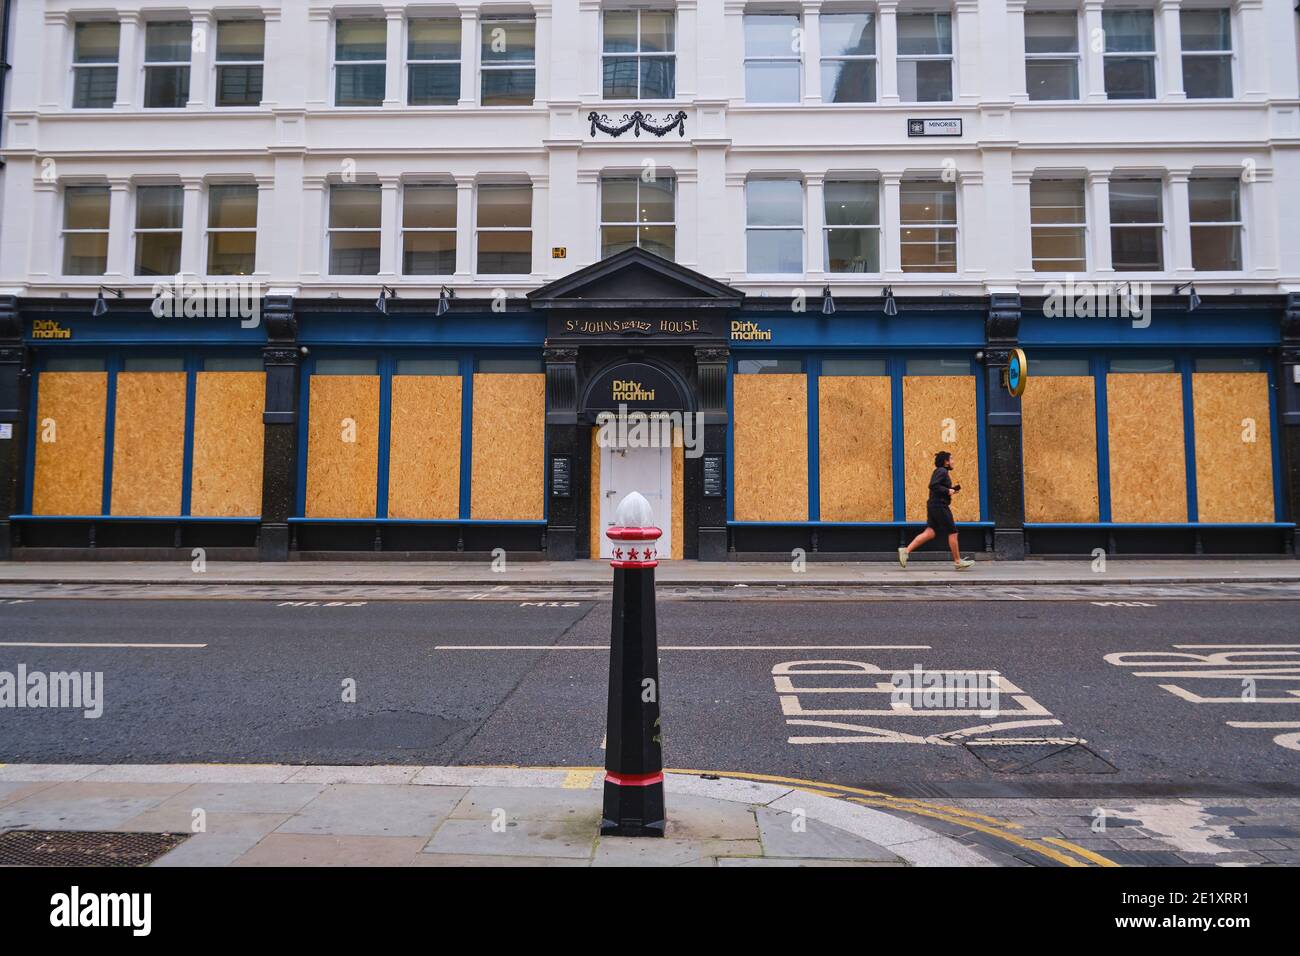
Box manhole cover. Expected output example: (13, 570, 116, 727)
(963, 740, 1119, 774)
(0, 830, 189, 867)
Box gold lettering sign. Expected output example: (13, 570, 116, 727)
(730, 320, 772, 341)
(611, 379, 656, 402)
(562, 318, 701, 335)
(31, 320, 72, 340)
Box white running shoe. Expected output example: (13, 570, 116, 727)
(898, 547, 909, 569)
(954, 557, 975, 570)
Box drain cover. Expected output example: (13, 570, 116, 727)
(0, 830, 189, 867)
(964, 741, 1119, 774)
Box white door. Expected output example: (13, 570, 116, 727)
(600, 443, 672, 559)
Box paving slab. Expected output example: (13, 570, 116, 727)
(592, 837, 763, 867)
(448, 785, 602, 821)
(0, 781, 188, 831)
(756, 807, 898, 861)
(276, 784, 466, 838)
(233, 833, 429, 867)
(424, 817, 596, 860)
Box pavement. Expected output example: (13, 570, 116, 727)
(0, 558, 1297, 588)
(0, 764, 992, 868)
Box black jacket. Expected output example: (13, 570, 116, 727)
(928, 466, 953, 508)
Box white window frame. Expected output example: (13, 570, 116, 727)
(326, 182, 383, 277)
(819, 11, 878, 104)
(479, 16, 537, 107)
(474, 182, 533, 276)
(407, 16, 461, 106)
(70, 20, 120, 110)
(1188, 176, 1244, 272)
(1180, 7, 1234, 100)
(896, 12, 953, 105)
(822, 178, 882, 274)
(1108, 177, 1166, 272)
(1023, 10, 1080, 102)
(601, 9, 677, 101)
(213, 18, 266, 108)
(598, 176, 677, 260)
(141, 19, 193, 110)
(401, 182, 458, 277)
(899, 179, 959, 274)
(333, 17, 387, 108)
(1029, 178, 1088, 273)
(61, 184, 111, 277)
(204, 182, 259, 277)
(132, 183, 185, 277)
(1102, 8, 1158, 101)
(745, 178, 805, 276)
(743, 12, 803, 104)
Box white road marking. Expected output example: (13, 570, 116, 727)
(0, 641, 206, 649)
(435, 644, 931, 651)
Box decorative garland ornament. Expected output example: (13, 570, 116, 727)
(587, 110, 688, 138)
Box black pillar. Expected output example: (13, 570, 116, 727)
(1280, 293, 1300, 557)
(258, 296, 299, 561)
(984, 293, 1026, 560)
(544, 346, 579, 560)
(602, 527, 666, 836)
(695, 345, 728, 561)
(0, 296, 28, 561)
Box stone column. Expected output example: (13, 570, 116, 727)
(459, 6, 479, 106)
(1157, 0, 1184, 100)
(1083, 0, 1106, 102)
(802, 2, 822, 104)
(878, 1, 899, 104)
(1088, 170, 1114, 275)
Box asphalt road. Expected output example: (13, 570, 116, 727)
(2, 596, 1298, 797)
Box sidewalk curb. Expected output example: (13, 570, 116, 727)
(0, 763, 993, 867)
(2, 576, 1298, 587)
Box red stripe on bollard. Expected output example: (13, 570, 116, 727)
(605, 771, 665, 787)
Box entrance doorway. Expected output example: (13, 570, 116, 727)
(598, 442, 673, 559)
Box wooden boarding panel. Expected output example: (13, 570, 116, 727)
(190, 372, 265, 517)
(590, 427, 601, 557)
(902, 376, 980, 523)
(1021, 376, 1100, 522)
(818, 376, 892, 521)
(305, 375, 380, 519)
(732, 374, 808, 522)
(1106, 373, 1186, 523)
(1192, 372, 1274, 522)
(470, 373, 545, 520)
(31, 372, 107, 516)
(110, 372, 187, 516)
(387, 375, 462, 519)
(672, 427, 683, 560)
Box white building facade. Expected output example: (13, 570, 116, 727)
(0, 0, 1298, 564)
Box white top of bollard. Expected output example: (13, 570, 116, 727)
(613, 491, 656, 530)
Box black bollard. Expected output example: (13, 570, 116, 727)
(601, 493, 666, 837)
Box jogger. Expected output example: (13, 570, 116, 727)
(898, 451, 974, 570)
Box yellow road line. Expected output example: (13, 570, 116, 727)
(1043, 836, 1121, 867)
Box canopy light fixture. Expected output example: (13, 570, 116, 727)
(882, 286, 898, 317)
(1173, 282, 1201, 313)
(436, 285, 456, 317)
(91, 286, 124, 317)
(374, 285, 396, 315)
(821, 286, 836, 316)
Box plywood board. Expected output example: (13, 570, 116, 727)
(1192, 372, 1274, 522)
(902, 376, 980, 522)
(31, 372, 107, 516)
(671, 426, 683, 560)
(818, 376, 892, 521)
(733, 374, 808, 522)
(1021, 376, 1100, 522)
(110, 372, 187, 516)
(190, 372, 264, 517)
(590, 427, 602, 557)
(470, 373, 545, 520)
(305, 375, 380, 519)
(387, 375, 462, 519)
(1106, 373, 1186, 523)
